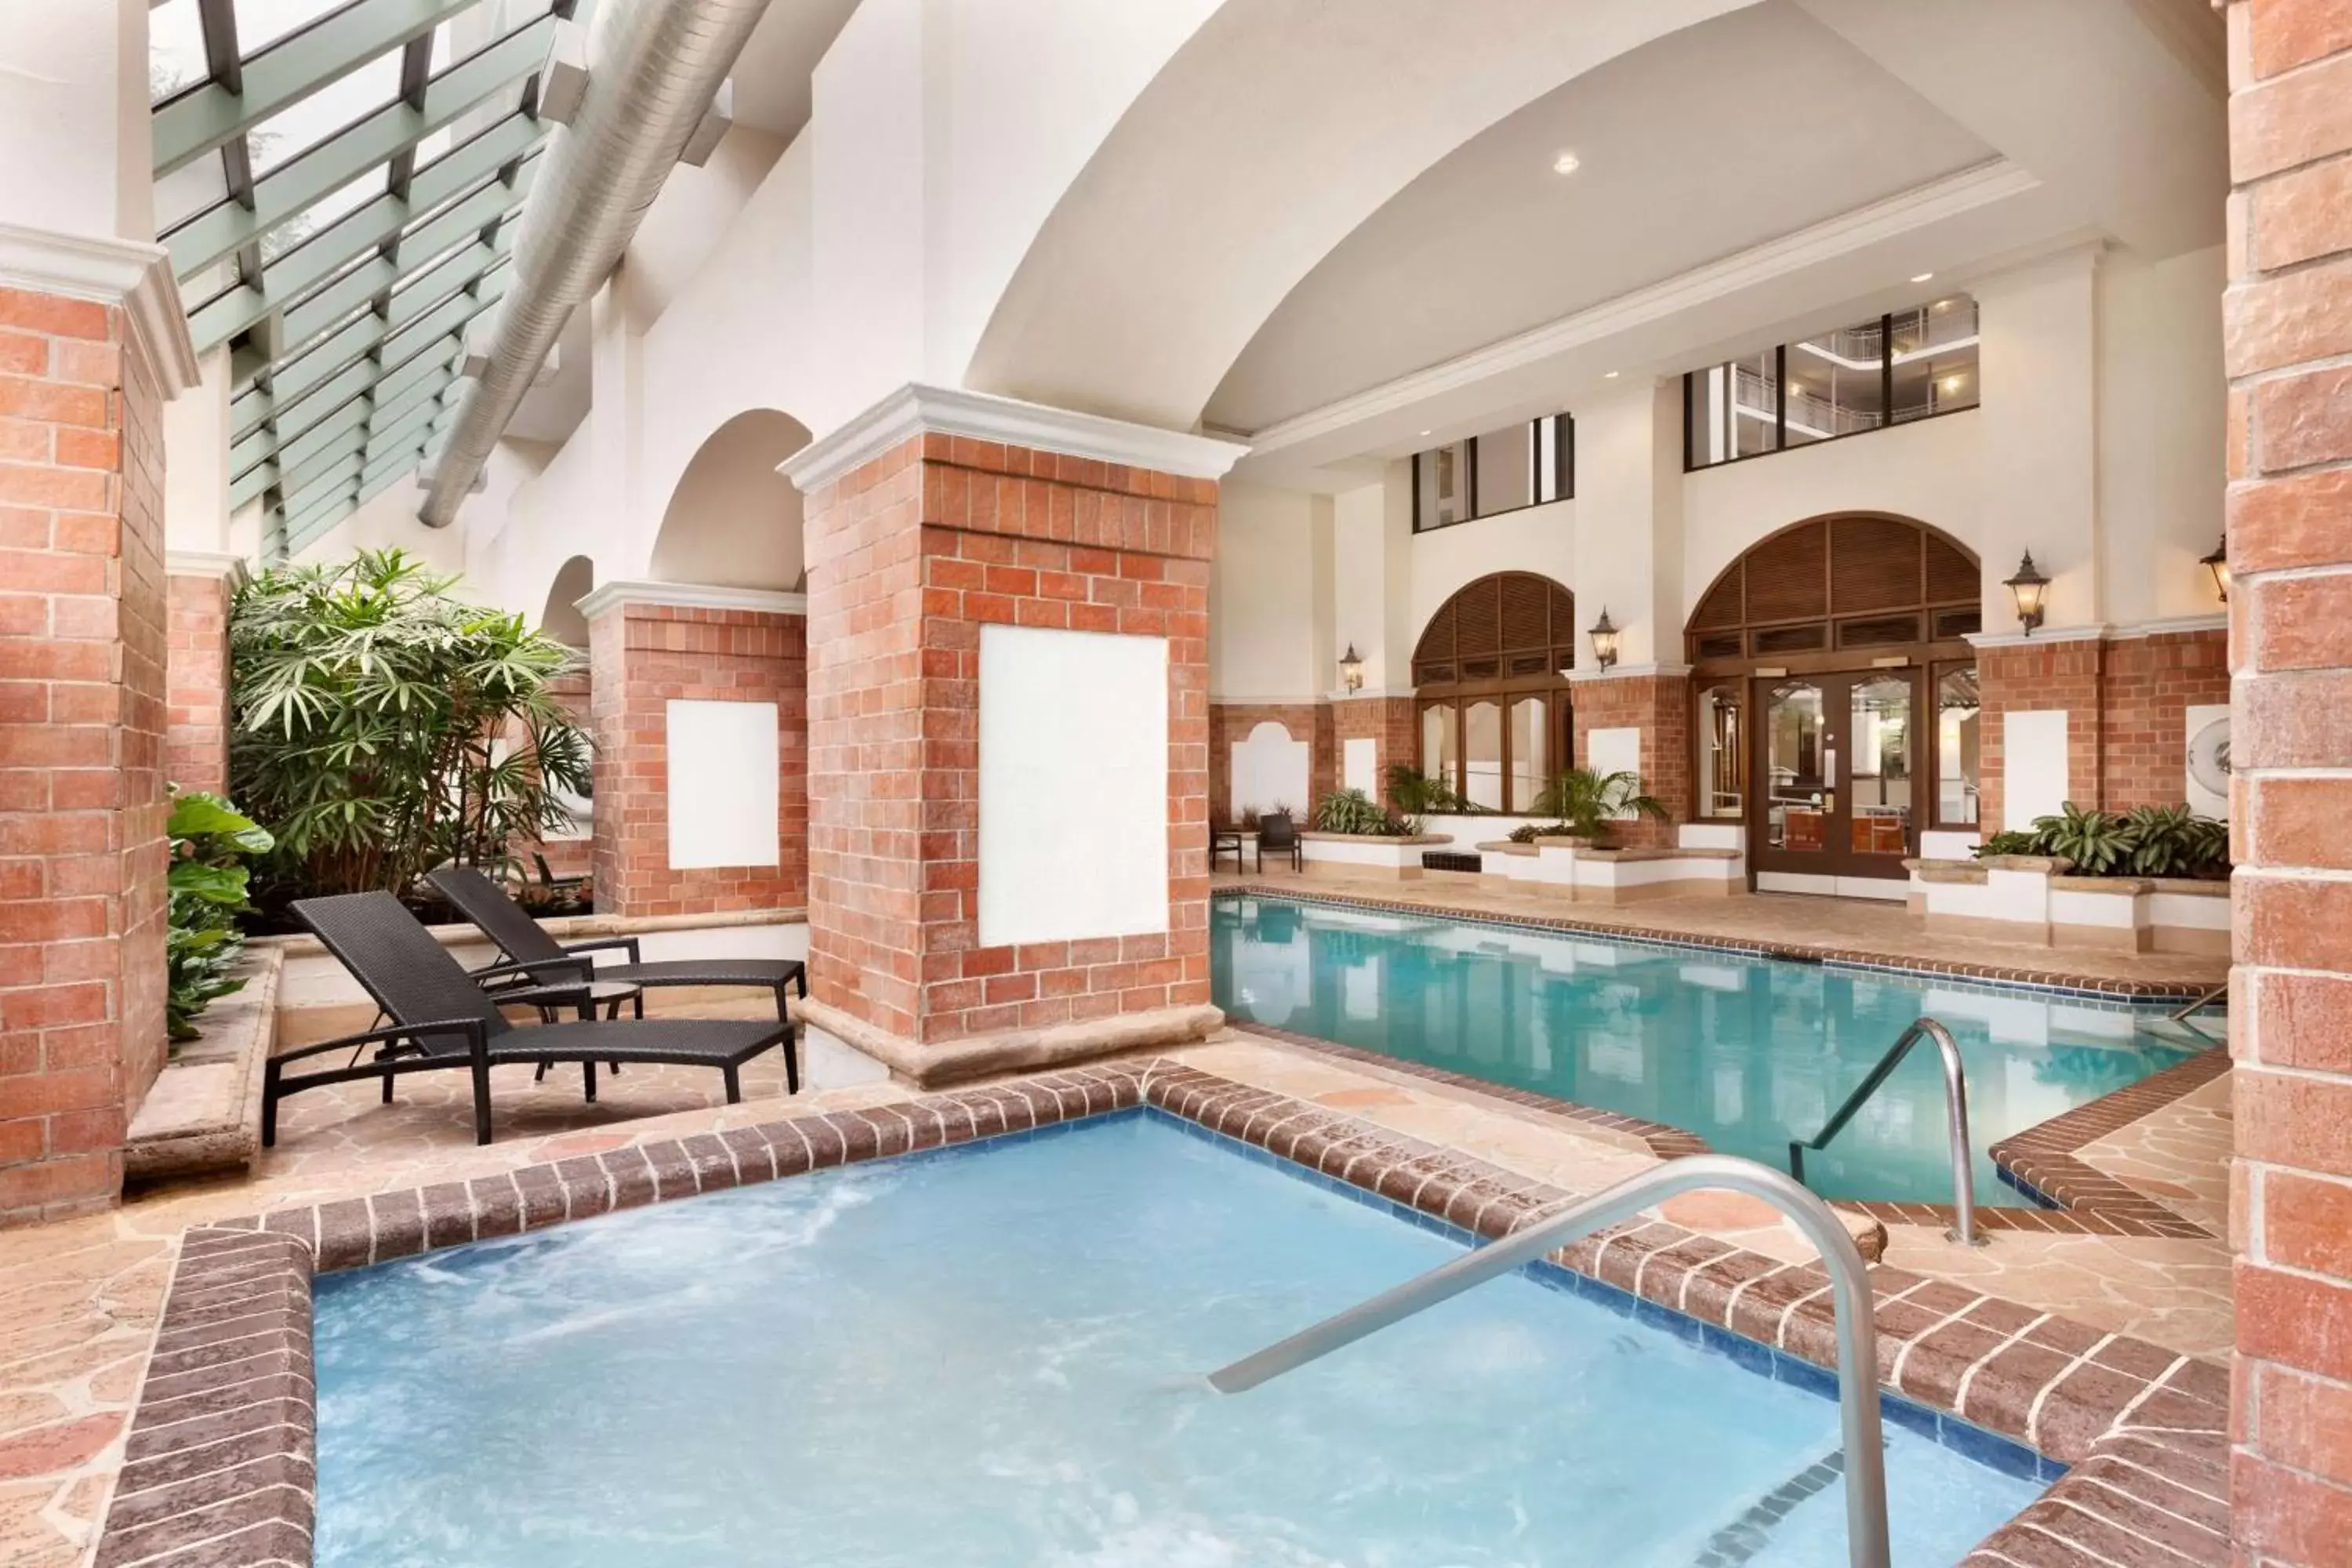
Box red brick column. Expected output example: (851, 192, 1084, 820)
(1207, 700, 1334, 825)
(0, 285, 174, 1223)
(1566, 672, 1690, 848)
(581, 586, 808, 920)
(2100, 624, 2230, 812)
(163, 554, 238, 798)
(790, 397, 1238, 1063)
(2226, 5, 2352, 1558)
(1333, 694, 1417, 805)
(1973, 634, 2107, 835)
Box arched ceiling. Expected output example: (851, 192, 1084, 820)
(1204, 1, 1994, 434)
(650, 408, 810, 593)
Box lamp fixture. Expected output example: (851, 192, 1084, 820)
(1602, 370, 1620, 379)
(2201, 535, 2230, 603)
(2003, 551, 2051, 636)
(1588, 607, 1620, 671)
(1552, 150, 1581, 175)
(1910, 271, 1935, 283)
(1338, 643, 1365, 692)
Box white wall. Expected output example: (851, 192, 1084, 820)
(1210, 484, 1331, 702)
(2096, 244, 2227, 626)
(1411, 496, 1578, 639)
(0, 0, 151, 241)
(1974, 249, 2100, 631)
(163, 349, 234, 553)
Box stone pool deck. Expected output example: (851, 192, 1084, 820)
(0, 1007, 2234, 1566)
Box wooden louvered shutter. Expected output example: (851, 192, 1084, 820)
(1830, 516, 1926, 614)
(1923, 533, 1977, 604)
(1742, 521, 1829, 623)
(1690, 565, 1744, 630)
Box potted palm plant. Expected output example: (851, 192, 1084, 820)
(1528, 768, 1668, 848)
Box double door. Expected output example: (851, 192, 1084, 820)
(1750, 669, 1918, 880)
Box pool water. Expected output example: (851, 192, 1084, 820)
(315, 1113, 2038, 1566)
(1212, 895, 2203, 1205)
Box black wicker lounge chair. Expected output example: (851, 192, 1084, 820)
(1257, 810, 1304, 873)
(268, 892, 797, 1147)
(425, 866, 807, 1027)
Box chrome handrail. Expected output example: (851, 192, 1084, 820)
(1790, 1018, 1981, 1247)
(1206, 1155, 1891, 1568)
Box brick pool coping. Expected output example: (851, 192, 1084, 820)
(97, 1060, 2225, 1567)
(1220, 883, 2221, 1001)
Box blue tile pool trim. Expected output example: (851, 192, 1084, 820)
(1218, 887, 2220, 1007)
(1143, 1102, 2067, 1486)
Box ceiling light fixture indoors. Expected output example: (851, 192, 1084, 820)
(1552, 151, 1581, 175)
(1911, 272, 1935, 283)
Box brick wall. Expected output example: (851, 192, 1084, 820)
(586, 602, 807, 919)
(1568, 673, 1690, 848)
(2101, 627, 2230, 811)
(516, 667, 591, 886)
(1207, 700, 1334, 825)
(2225, 4, 2352, 1559)
(1974, 637, 2107, 837)
(164, 569, 233, 797)
(1332, 695, 1418, 808)
(802, 434, 1214, 1046)
(0, 289, 169, 1224)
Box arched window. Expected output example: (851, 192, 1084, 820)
(1683, 514, 1981, 877)
(1411, 572, 1575, 814)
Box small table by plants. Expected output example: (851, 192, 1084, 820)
(1212, 829, 1258, 874)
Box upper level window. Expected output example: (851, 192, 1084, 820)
(1685, 294, 1979, 470)
(1411, 413, 1573, 532)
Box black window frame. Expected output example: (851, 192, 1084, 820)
(1410, 413, 1575, 534)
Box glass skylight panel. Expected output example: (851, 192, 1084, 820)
(262, 169, 387, 262)
(149, 0, 211, 102)
(234, 0, 363, 56)
(249, 49, 403, 174)
(155, 153, 232, 234)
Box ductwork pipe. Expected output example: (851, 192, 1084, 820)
(419, 0, 771, 526)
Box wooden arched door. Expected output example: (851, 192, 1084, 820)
(1412, 572, 1576, 813)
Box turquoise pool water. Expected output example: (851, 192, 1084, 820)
(1212, 895, 2203, 1205)
(314, 1113, 2040, 1566)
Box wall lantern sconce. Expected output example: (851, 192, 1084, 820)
(2003, 552, 2050, 637)
(1588, 608, 1620, 671)
(1338, 644, 1364, 691)
(2201, 535, 2230, 604)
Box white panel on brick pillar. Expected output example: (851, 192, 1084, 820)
(782, 384, 1244, 1087)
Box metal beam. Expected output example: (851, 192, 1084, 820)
(276, 196, 524, 348)
(155, 0, 481, 176)
(163, 17, 558, 279)
(189, 124, 543, 349)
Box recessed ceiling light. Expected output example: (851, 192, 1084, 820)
(1552, 151, 1581, 176)
(1602, 370, 1620, 379)
(1418, 429, 1432, 437)
(1910, 271, 1935, 283)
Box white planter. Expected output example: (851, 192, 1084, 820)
(1299, 832, 1450, 879)
(1906, 856, 2230, 954)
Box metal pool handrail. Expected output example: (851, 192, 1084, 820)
(1790, 1017, 1982, 1247)
(1206, 1154, 1893, 1568)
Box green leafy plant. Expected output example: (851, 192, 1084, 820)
(1384, 764, 1470, 828)
(1313, 788, 1408, 837)
(228, 550, 592, 904)
(166, 791, 274, 1042)
(1506, 822, 1577, 844)
(1972, 829, 2042, 858)
(1529, 768, 1668, 841)
(2118, 804, 2229, 879)
(2030, 803, 2132, 876)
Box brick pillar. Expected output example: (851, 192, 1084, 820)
(2225, 5, 2352, 1559)
(0, 270, 192, 1224)
(1332, 693, 1417, 804)
(163, 553, 239, 798)
(579, 583, 808, 920)
(526, 667, 593, 885)
(2100, 623, 2230, 813)
(1566, 670, 1690, 848)
(786, 389, 1241, 1074)
(1972, 633, 2107, 835)
(1207, 700, 1334, 825)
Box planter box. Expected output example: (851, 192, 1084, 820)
(1474, 830, 1745, 905)
(1299, 831, 1450, 879)
(1904, 855, 2228, 953)
(125, 946, 283, 1181)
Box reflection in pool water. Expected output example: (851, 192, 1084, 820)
(1212, 895, 2202, 1204)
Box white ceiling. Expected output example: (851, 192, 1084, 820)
(1204, 2, 1996, 434)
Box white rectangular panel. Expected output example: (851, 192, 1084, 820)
(2002, 710, 2070, 830)
(979, 624, 1170, 947)
(1342, 737, 1377, 795)
(665, 699, 781, 869)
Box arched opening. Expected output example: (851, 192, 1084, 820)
(651, 410, 813, 591)
(1410, 572, 1576, 815)
(540, 554, 594, 648)
(1682, 513, 1980, 884)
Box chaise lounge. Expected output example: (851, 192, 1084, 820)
(426, 866, 807, 1040)
(267, 891, 798, 1147)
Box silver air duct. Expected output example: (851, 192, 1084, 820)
(419, 0, 770, 526)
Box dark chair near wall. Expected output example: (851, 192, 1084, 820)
(1257, 810, 1303, 873)
(533, 852, 589, 893)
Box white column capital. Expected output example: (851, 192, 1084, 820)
(576, 580, 811, 619)
(0, 223, 199, 397)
